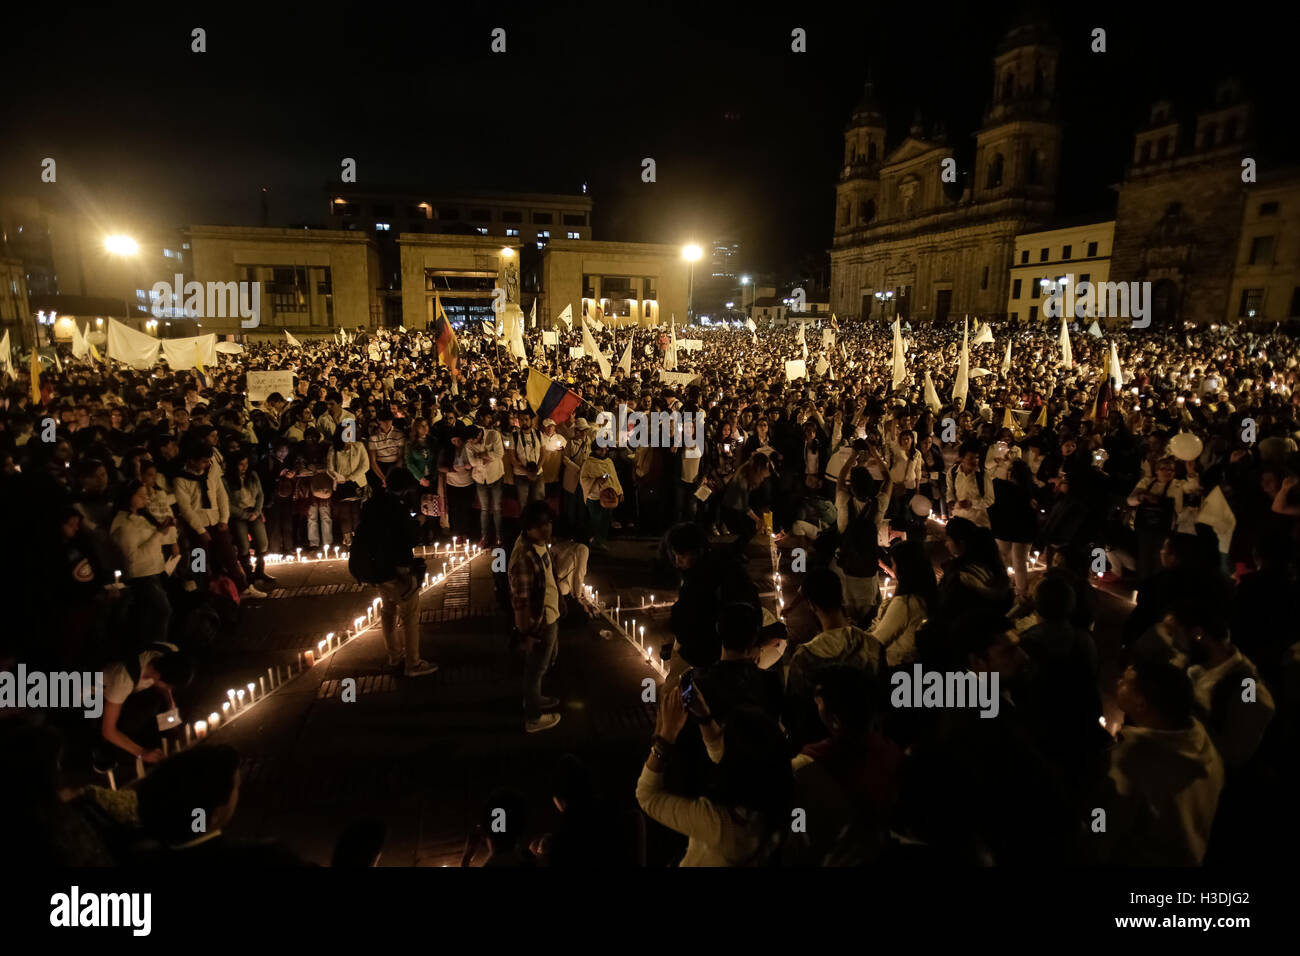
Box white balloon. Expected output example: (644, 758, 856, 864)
(1168, 432, 1203, 461)
(910, 493, 933, 516)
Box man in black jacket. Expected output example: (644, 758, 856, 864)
(354, 468, 437, 676)
(665, 523, 760, 684)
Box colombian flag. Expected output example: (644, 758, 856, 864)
(433, 292, 459, 378)
(526, 368, 582, 424)
(194, 344, 210, 390)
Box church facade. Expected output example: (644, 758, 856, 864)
(829, 22, 1062, 324)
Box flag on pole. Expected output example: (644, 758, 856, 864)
(891, 318, 907, 388)
(952, 318, 970, 409)
(194, 344, 210, 389)
(285, 330, 302, 348)
(1059, 317, 1073, 368)
(71, 322, 88, 359)
(1034, 404, 1048, 427)
(924, 370, 942, 413)
(434, 292, 459, 377)
(796, 321, 807, 361)
(1087, 321, 1103, 339)
(0, 330, 12, 379)
(618, 334, 633, 376)
(89, 342, 102, 364)
(1110, 341, 1124, 391)
(1001, 339, 1012, 377)
(529, 298, 537, 330)
(526, 368, 582, 423)
(666, 315, 678, 371)
(557, 304, 573, 331)
(506, 307, 527, 361)
(973, 322, 994, 345)
(582, 320, 611, 380)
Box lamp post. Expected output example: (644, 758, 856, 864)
(105, 235, 139, 330)
(874, 290, 895, 323)
(682, 244, 702, 323)
(740, 274, 752, 321)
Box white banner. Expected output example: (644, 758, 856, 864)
(658, 370, 700, 387)
(785, 359, 807, 381)
(542, 330, 558, 345)
(677, 339, 703, 352)
(107, 318, 161, 369)
(245, 369, 295, 403)
(569, 346, 586, 359)
(160, 333, 218, 370)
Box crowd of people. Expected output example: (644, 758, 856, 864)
(3, 308, 1298, 866)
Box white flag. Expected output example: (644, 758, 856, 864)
(952, 318, 970, 409)
(1001, 339, 1012, 376)
(0, 330, 12, 378)
(285, 330, 302, 348)
(1110, 341, 1124, 391)
(891, 319, 907, 388)
(529, 298, 537, 329)
(924, 370, 942, 413)
(618, 334, 633, 376)
(797, 322, 807, 361)
(973, 322, 994, 346)
(71, 322, 89, 359)
(583, 321, 611, 380)
(666, 315, 678, 371)
(558, 304, 573, 330)
(1088, 321, 1103, 339)
(1059, 317, 1073, 368)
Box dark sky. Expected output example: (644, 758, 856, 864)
(1, 1, 1293, 275)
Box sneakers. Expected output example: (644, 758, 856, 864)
(240, 585, 268, 599)
(526, 713, 562, 733)
(404, 660, 438, 677)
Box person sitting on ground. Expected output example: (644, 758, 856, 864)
(135, 745, 310, 866)
(871, 539, 937, 668)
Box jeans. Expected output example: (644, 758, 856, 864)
(523, 620, 559, 720)
(127, 574, 172, 650)
(230, 516, 269, 578)
(378, 574, 422, 667)
(307, 499, 333, 548)
(515, 476, 545, 507)
(476, 479, 503, 541)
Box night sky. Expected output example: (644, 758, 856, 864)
(2, 2, 1293, 275)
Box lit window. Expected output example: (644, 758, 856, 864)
(506, 228, 519, 237)
(476, 227, 488, 235)
(538, 230, 550, 238)
(567, 232, 580, 239)
(376, 223, 391, 231)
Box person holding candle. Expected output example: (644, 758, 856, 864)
(109, 479, 174, 650)
(95, 642, 193, 770)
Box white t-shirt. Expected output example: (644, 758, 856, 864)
(104, 649, 164, 705)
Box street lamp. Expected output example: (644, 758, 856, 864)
(874, 290, 895, 321)
(740, 274, 753, 317)
(104, 235, 138, 256)
(682, 244, 702, 322)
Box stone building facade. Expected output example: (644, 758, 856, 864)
(830, 22, 1062, 324)
(1109, 80, 1253, 327)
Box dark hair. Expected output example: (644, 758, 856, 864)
(151, 650, 195, 688)
(113, 479, 147, 514)
(714, 708, 793, 843)
(801, 567, 843, 613)
(956, 609, 1013, 668)
(1127, 648, 1194, 725)
(813, 665, 877, 733)
(72, 457, 106, 483)
(717, 602, 762, 653)
(1167, 597, 1230, 644)
(1032, 575, 1075, 622)
(667, 522, 706, 558)
(520, 500, 555, 532)
(385, 466, 416, 496)
(891, 539, 938, 610)
(137, 745, 241, 845)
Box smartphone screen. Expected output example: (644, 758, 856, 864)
(680, 670, 696, 709)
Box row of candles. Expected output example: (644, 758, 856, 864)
(113, 543, 487, 788)
(586, 585, 668, 678)
(262, 538, 478, 567)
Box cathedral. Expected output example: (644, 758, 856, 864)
(829, 20, 1062, 324)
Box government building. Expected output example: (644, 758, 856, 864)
(830, 21, 1062, 324)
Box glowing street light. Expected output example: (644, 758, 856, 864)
(501, 246, 514, 258)
(104, 235, 139, 256)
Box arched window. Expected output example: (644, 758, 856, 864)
(986, 153, 1004, 189)
(1002, 72, 1015, 101)
(858, 199, 876, 223)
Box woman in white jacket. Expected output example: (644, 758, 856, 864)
(872, 540, 938, 667)
(110, 480, 174, 648)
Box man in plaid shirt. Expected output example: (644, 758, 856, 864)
(508, 501, 565, 733)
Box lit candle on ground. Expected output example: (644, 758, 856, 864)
(185, 723, 192, 746)
(247, 682, 256, 703)
(305, 649, 315, 666)
(297, 651, 303, 671)
(318, 551, 324, 561)
(236, 689, 246, 708)
(267, 667, 274, 688)
(213, 709, 224, 727)
(296, 547, 302, 560)
(260, 676, 267, 697)
(326, 632, 335, 650)
(194, 720, 208, 739)
(114, 570, 121, 584)
(227, 689, 236, 710)
(640, 626, 645, 646)
(318, 640, 327, 657)
(334, 546, 340, 559)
